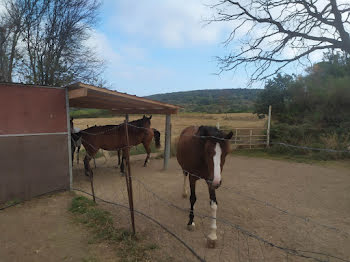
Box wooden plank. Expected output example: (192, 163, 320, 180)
(68, 87, 87, 99)
(112, 108, 177, 114)
(69, 82, 180, 110)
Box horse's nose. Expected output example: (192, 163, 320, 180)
(211, 180, 222, 189)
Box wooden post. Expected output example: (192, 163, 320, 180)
(235, 129, 238, 144)
(249, 129, 252, 149)
(163, 114, 171, 170)
(65, 88, 73, 191)
(124, 115, 136, 235)
(267, 105, 272, 147)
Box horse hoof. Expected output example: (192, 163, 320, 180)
(187, 222, 195, 231)
(207, 239, 217, 249)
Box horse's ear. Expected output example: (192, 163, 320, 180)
(225, 131, 233, 140)
(149, 115, 152, 119)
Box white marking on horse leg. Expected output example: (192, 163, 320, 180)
(187, 222, 195, 231)
(207, 200, 217, 241)
(182, 174, 188, 198)
(213, 143, 222, 187)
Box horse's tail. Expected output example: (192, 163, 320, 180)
(152, 128, 161, 149)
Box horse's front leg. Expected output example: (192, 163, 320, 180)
(187, 178, 197, 231)
(207, 187, 218, 248)
(143, 142, 151, 167)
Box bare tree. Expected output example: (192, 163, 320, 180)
(0, 0, 30, 82)
(1, 0, 104, 86)
(209, 0, 350, 81)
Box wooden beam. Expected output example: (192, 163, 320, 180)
(112, 108, 178, 114)
(68, 82, 180, 110)
(68, 87, 87, 99)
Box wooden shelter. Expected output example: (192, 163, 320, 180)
(0, 82, 178, 204)
(67, 82, 179, 176)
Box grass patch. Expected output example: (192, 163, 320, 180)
(69, 196, 158, 262)
(0, 198, 22, 209)
(70, 109, 113, 119)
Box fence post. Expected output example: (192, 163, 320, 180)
(267, 105, 272, 147)
(124, 114, 136, 235)
(249, 129, 252, 149)
(163, 114, 171, 170)
(65, 88, 73, 191)
(235, 129, 238, 144)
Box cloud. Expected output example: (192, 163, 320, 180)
(84, 29, 173, 92)
(110, 0, 231, 48)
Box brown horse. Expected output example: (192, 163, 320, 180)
(177, 126, 233, 246)
(79, 115, 159, 176)
(116, 128, 161, 167)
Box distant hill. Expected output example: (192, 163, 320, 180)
(145, 89, 261, 113)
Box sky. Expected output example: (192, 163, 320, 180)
(89, 0, 263, 96)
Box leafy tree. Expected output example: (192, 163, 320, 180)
(254, 73, 294, 117)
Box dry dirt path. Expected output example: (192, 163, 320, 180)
(0, 192, 118, 262)
(74, 155, 350, 262)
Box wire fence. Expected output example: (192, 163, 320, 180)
(70, 121, 350, 262)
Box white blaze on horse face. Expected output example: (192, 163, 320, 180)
(213, 143, 222, 187)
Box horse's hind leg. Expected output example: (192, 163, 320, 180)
(207, 187, 218, 248)
(83, 154, 93, 177)
(143, 142, 151, 167)
(187, 178, 197, 231)
(117, 149, 121, 167)
(83, 154, 96, 202)
(77, 146, 80, 164)
(71, 143, 75, 167)
(120, 149, 127, 176)
(182, 171, 189, 198)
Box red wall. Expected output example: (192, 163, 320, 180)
(0, 84, 67, 135)
(0, 83, 70, 203)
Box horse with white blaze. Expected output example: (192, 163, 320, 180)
(176, 126, 233, 248)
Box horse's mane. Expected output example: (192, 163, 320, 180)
(128, 118, 146, 128)
(197, 126, 226, 140)
(80, 117, 148, 134)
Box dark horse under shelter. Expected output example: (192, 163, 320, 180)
(78, 115, 160, 177)
(177, 126, 233, 247)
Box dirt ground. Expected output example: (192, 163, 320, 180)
(0, 192, 122, 262)
(72, 154, 350, 262)
(1, 154, 349, 262)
